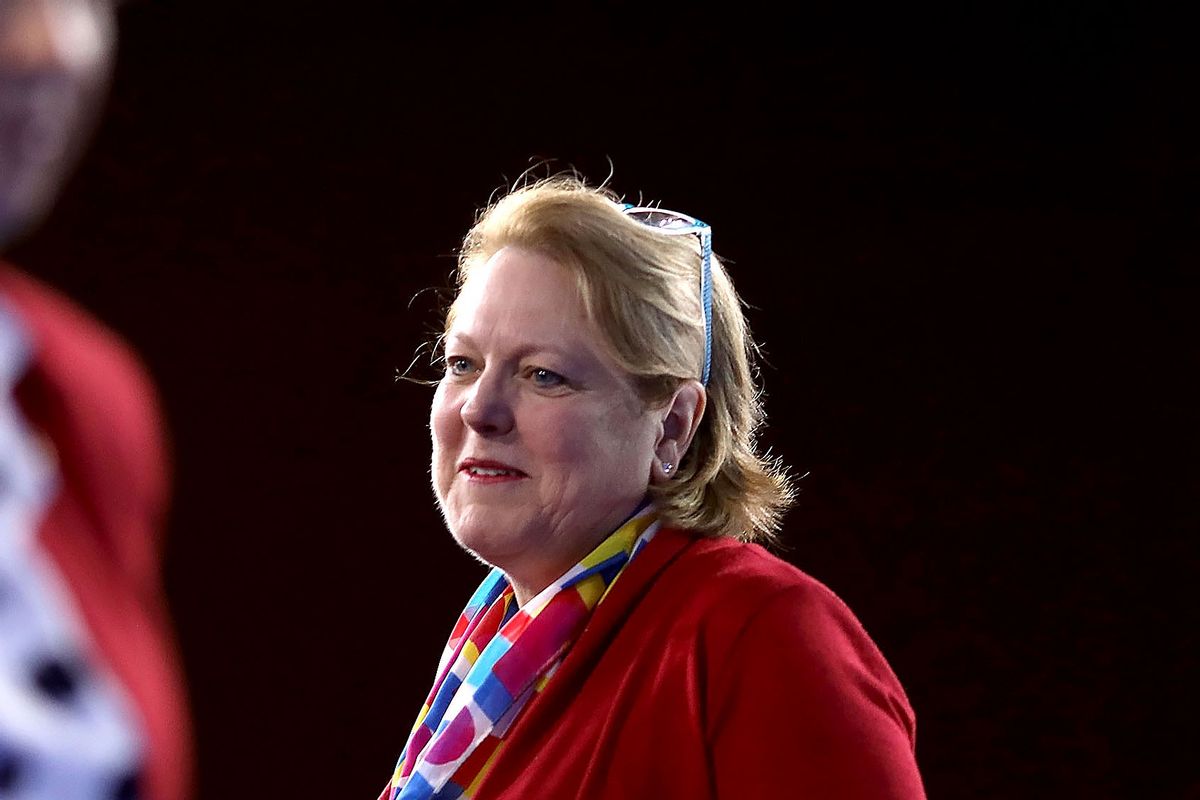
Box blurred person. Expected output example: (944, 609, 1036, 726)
(0, 0, 191, 797)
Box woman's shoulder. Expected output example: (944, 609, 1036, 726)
(656, 528, 848, 619)
(648, 529, 919, 752)
(647, 529, 908, 696)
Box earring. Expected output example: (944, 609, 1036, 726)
(662, 461, 674, 475)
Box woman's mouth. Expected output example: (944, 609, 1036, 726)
(459, 460, 527, 482)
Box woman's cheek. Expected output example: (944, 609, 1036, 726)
(431, 384, 460, 438)
(536, 405, 599, 464)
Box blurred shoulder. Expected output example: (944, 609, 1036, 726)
(0, 264, 154, 399)
(0, 264, 169, 546)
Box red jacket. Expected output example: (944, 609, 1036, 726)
(1, 266, 193, 800)
(472, 527, 925, 799)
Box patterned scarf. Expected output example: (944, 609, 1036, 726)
(381, 505, 661, 800)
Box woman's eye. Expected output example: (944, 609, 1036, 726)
(529, 368, 566, 388)
(445, 356, 474, 376)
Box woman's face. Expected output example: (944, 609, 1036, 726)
(431, 246, 661, 600)
(0, 0, 117, 245)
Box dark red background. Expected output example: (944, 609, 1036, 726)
(10, 3, 1196, 798)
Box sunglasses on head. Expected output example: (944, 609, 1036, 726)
(621, 204, 713, 386)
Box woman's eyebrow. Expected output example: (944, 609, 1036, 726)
(445, 332, 595, 365)
(442, 332, 477, 350)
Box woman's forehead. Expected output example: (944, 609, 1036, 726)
(455, 248, 581, 319)
(448, 247, 601, 354)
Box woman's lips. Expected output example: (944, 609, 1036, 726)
(458, 459, 527, 483)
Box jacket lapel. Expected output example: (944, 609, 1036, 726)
(479, 527, 696, 791)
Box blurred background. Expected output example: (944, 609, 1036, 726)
(8, 1, 1195, 797)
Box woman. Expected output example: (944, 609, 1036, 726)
(380, 177, 925, 799)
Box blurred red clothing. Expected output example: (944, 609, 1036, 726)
(1, 265, 193, 800)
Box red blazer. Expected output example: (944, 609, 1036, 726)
(474, 527, 925, 799)
(1, 266, 193, 800)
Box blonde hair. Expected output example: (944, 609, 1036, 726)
(446, 176, 794, 542)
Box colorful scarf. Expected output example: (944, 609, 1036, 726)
(381, 505, 661, 800)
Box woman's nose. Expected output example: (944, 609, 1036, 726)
(459, 371, 514, 436)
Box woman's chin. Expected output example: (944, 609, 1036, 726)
(447, 519, 533, 570)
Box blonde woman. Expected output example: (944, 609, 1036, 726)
(379, 177, 925, 799)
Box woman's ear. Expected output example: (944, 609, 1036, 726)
(652, 380, 706, 482)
